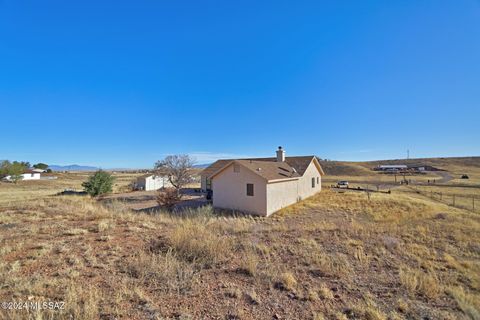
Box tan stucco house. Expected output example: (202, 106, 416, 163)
(201, 147, 324, 216)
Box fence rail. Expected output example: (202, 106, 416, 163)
(407, 185, 478, 213)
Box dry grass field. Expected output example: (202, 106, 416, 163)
(0, 158, 479, 319)
(0, 172, 142, 205)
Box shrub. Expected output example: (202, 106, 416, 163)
(399, 267, 442, 299)
(318, 284, 334, 300)
(157, 188, 181, 209)
(238, 246, 259, 276)
(275, 272, 297, 291)
(169, 218, 231, 266)
(126, 249, 196, 294)
(82, 170, 114, 197)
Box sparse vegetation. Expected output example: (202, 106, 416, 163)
(276, 272, 297, 291)
(154, 154, 195, 196)
(156, 187, 181, 209)
(82, 170, 115, 197)
(0, 161, 479, 319)
(0, 160, 30, 183)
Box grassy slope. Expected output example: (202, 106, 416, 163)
(1, 192, 479, 319)
(320, 156, 480, 176)
(0, 157, 479, 319)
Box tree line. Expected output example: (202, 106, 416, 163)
(0, 160, 51, 183)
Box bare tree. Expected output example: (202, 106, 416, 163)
(154, 154, 195, 195)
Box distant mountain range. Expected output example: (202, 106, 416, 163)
(49, 164, 100, 172)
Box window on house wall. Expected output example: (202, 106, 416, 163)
(246, 183, 254, 196)
(317, 177, 319, 184)
(312, 177, 315, 188)
(234, 164, 240, 173)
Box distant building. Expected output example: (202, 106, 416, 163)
(374, 165, 408, 172)
(135, 174, 170, 191)
(2, 170, 41, 182)
(408, 165, 426, 172)
(374, 164, 440, 173)
(31, 168, 47, 173)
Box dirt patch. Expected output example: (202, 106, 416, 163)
(101, 188, 209, 212)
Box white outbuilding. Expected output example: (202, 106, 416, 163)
(2, 170, 41, 182)
(135, 174, 170, 191)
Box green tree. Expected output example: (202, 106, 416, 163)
(7, 162, 28, 184)
(33, 163, 49, 170)
(82, 170, 115, 197)
(0, 160, 11, 177)
(0, 160, 29, 184)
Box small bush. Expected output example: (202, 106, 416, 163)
(169, 218, 231, 266)
(245, 290, 260, 304)
(318, 284, 334, 300)
(82, 170, 114, 197)
(157, 188, 181, 209)
(126, 249, 196, 294)
(275, 272, 297, 291)
(399, 267, 442, 299)
(238, 246, 259, 276)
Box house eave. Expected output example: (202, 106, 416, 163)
(267, 177, 300, 183)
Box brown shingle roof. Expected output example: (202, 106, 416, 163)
(233, 160, 301, 181)
(200, 159, 232, 177)
(203, 156, 324, 182)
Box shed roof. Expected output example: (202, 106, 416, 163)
(23, 169, 40, 174)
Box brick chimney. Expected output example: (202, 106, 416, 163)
(276, 146, 285, 162)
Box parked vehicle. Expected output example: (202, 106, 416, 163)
(461, 174, 469, 179)
(337, 181, 349, 188)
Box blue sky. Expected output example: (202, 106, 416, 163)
(0, 1, 479, 168)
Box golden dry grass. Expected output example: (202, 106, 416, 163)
(0, 168, 479, 319)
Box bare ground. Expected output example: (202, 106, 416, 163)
(1, 189, 479, 320)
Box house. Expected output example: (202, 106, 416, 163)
(135, 174, 170, 191)
(202, 147, 324, 216)
(374, 165, 408, 172)
(2, 170, 41, 182)
(31, 168, 47, 173)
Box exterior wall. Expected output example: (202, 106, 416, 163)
(265, 161, 322, 216)
(3, 173, 41, 181)
(212, 160, 323, 217)
(296, 161, 322, 200)
(212, 164, 267, 216)
(23, 173, 41, 180)
(266, 178, 300, 215)
(137, 176, 170, 191)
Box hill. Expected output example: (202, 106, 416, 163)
(321, 156, 480, 176)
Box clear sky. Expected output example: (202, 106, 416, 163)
(1, 1, 479, 168)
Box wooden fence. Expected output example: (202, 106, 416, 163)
(407, 185, 478, 213)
